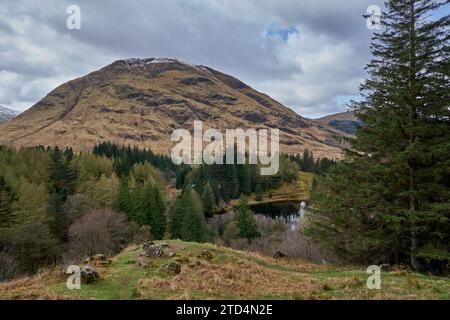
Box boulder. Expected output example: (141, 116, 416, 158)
(145, 242, 175, 258)
(198, 249, 213, 260)
(273, 251, 287, 259)
(160, 241, 169, 247)
(143, 241, 155, 250)
(146, 244, 164, 257)
(80, 265, 99, 284)
(159, 262, 181, 274)
(84, 254, 111, 266)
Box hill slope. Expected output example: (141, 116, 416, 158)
(315, 111, 363, 135)
(0, 58, 346, 158)
(1, 240, 448, 300)
(0, 106, 20, 124)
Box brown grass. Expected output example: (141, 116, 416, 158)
(136, 256, 319, 299)
(0, 241, 448, 300)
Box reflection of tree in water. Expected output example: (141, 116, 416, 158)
(249, 201, 307, 231)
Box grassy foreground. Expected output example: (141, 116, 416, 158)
(0, 240, 449, 300)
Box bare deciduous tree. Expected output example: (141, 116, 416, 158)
(67, 209, 129, 260)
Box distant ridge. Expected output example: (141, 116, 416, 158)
(0, 105, 20, 124)
(315, 111, 362, 135)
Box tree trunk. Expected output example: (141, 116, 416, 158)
(408, 0, 418, 270)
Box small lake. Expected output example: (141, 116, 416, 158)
(250, 201, 307, 230)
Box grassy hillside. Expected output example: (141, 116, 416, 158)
(1, 240, 449, 300)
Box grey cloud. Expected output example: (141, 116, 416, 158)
(0, 0, 384, 117)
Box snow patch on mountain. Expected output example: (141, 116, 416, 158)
(0, 105, 20, 123)
(115, 58, 210, 73)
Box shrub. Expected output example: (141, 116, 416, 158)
(67, 209, 129, 260)
(0, 251, 21, 282)
(63, 193, 96, 222)
(12, 222, 60, 274)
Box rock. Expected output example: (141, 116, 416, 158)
(145, 242, 175, 258)
(273, 251, 287, 259)
(380, 263, 393, 272)
(143, 241, 155, 250)
(84, 254, 111, 266)
(146, 244, 164, 257)
(159, 262, 181, 274)
(198, 250, 213, 260)
(175, 256, 190, 264)
(380, 263, 409, 272)
(80, 265, 99, 284)
(429, 259, 448, 276)
(160, 241, 169, 247)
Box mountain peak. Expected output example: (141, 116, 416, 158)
(111, 57, 200, 71)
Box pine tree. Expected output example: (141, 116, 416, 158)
(49, 147, 75, 200)
(307, 0, 450, 267)
(201, 182, 215, 215)
(222, 164, 240, 200)
(168, 193, 185, 239)
(0, 181, 12, 228)
(149, 184, 166, 239)
(237, 164, 252, 195)
(46, 192, 69, 240)
(114, 178, 131, 216)
(169, 188, 208, 242)
(130, 184, 146, 225)
(128, 183, 166, 239)
(301, 149, 315, 172)
(255, 184, 263, 202)
(180, 188, 208, 242)
(235, 195, 260, 243)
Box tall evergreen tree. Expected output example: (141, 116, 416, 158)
(237, 164, 252, 195)
(181, 189, 208, 242)
(301, 149, 315, 172)
(255, 184, 263, 202)
(235, 195, 260, 243)
(148, 184, 167, 239)
(169, 188, 208, 242)
(131, 183, 166, 239)
(201, 182, 215, 215)
(307, 0, 450, 267)
(114, 178, 132, 216)
(46, 193, 68, 240)
(0, 181, 13, 228)
(49, 147, 75, 200)
(46, 147, 76, 239)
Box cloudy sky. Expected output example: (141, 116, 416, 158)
(0, 0, 409, 118)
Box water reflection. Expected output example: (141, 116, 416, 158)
(250, 201, 307, 230)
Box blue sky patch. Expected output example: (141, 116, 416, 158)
(265, 24, 299, 42)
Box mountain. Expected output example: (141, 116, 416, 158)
(0, 58, 347, 158)
(315, 111, 363, 135)
(0, 105, 20, 124)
